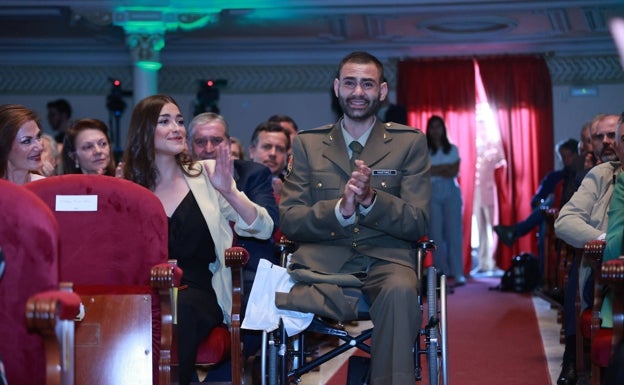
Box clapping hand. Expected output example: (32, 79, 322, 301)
(205, 141, 234, 193)
(340, 160, 374, 217)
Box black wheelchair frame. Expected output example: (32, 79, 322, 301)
(259, 240, 449, 385)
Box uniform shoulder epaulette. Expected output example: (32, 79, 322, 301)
(383, 121, 422, 134)
(299, 123, 334, 134)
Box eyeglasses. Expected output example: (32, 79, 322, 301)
(193, 136, 225, 147)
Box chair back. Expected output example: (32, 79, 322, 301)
(26, 174, 170, 385)
(26, 174, 168, 285)
(0, 179, 60, 385)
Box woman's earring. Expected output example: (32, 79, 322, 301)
(75, 161, 80, 169)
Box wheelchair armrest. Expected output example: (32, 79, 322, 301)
(275, 236, 298, 266)
(416, 240, 437, 280)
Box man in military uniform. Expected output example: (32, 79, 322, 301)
(277, 51, 431, 385)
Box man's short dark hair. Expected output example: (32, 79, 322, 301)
(337, 51, 385, 83)
(557, 138, 579, 155)
(250, 121, 291, 150)
(268, 114, 298, 132)
(46, 99, 72, 117)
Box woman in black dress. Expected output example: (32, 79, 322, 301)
(121, 94, 274, 385)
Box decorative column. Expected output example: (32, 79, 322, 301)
(126, 33, 165, 105)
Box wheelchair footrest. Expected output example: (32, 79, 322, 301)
(347, 356, 371, 385)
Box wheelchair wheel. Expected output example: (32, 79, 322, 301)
(426, 266, 441, 385)
(439, 273, 449, 385)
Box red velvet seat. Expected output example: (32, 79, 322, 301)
(26, 174, 180, 385)
(0, 179, 81, 385)
(574, 239, 605, 383)
(585, 257, 624, 385)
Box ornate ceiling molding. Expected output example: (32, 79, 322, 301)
(0, 55, 621, 95)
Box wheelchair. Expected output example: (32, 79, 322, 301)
(259, 239, 449, 385)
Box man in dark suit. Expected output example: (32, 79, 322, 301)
(188, 112, 279, 361)
(278, 51, 431, 385)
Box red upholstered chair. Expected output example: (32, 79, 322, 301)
(25, 174, 181, 385)
(601, 257, 624, 380)
(0, 179, 81, 385)
(572, 239, 611, 385)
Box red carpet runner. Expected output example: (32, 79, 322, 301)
(327, 277, 552, 385)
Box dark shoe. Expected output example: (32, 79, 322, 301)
(453, 275, 466, 287)
(493, 224, 517, 247)
(556, 359, 577, 385)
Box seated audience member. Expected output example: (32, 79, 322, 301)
(121, 94, 273, 385)
(61, 118, 116, 176)
(596, 115, 624, 334)
(229, 136, 245, 160)
(277, 51, 430, 385)
(40, 133, 60, 176)
(46, 98, 72, 145)
(494, 138, 583, 247)
(575, 114, 606, 185)
(188, 112, 280, 368)
(268, 114, 298, 141)
(268, 114, 298, 178)
(554, 113, 622, 385)
(249, 120, 291, 198)
(187, 112, 279, 300)
(0, 104, 45, 185)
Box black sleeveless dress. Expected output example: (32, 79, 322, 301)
(169, 191, 224, 385)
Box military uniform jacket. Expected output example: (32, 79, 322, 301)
(277, 119, 431, 320)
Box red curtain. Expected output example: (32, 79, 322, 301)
(397, 58, 476, 274)
(397, 55, 553, 272)
(477, 56, 553, 269)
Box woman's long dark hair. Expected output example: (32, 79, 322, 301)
(62, 118, 116, 176)
(122, 94, 198, 191)
(426, 115, 452, 155)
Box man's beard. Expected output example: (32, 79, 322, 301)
(338, 93, 382, 122)
(599, 146, 618, 163)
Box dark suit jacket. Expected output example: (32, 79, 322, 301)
(232, 160, 279, 273)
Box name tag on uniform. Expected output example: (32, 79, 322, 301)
(372, 169, 397, 176)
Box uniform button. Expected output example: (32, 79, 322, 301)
(381, 181, 387, 188)
(352, 242, 357, 248)
(354, 227, 360, 234)
(316, 182, 323, 188)
(330, 232, 336, 237)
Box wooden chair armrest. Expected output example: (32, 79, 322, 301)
(25, 289, 81, 333)
(150, 260, 181, 385)
(225, 246, 249, 385)
(25, 284, 80, 385)
(584, 240, 607, 337)
(150, 260, 183, 290)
